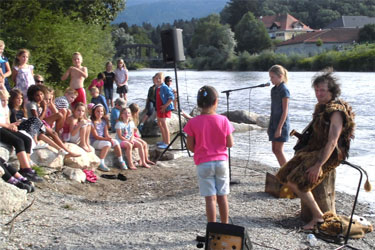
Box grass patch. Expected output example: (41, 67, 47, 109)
(31, 165, 46, 177)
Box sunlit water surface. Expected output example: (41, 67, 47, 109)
(121, 69, 375, 211)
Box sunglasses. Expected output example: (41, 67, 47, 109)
(35, 80, 44, 83)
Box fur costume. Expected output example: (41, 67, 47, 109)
(276, 99, 355, 192)
(317, 211, 373, 239)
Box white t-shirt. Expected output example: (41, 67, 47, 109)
(114, 68, 128, 86)
(0, 104, 9, 127)
(115, 120, 135, 142)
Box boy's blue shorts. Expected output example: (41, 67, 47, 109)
(196, 160, 229, 197)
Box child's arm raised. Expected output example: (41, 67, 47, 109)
(61, 67, 71, 81)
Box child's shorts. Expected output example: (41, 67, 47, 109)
(116, 85, 128, 94)
(196, 160, 229, 197)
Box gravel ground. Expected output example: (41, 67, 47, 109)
(1, 156, 374, 250)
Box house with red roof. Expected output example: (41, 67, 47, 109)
(275, 28, 360, 56)
(259, 13, 313, 41)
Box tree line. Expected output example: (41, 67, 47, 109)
(1, 0, 375, 89)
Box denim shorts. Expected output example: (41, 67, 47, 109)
(104, 87, 113, 100)
(196, 160, 229, 196)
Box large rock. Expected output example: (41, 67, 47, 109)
(139, 109, 188, 137)
(64, 143, 100, 170)
(30, 146, 64, 171)
(0, 180, 28, 214)
(0, 142, 13, 162)
(0, 166, 4, 178)
(63, 167, 86, 183)
(222, 110, 269, 129)
(232, 122, 263, 132)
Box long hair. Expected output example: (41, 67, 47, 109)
(90, 104, 105, 122)
(269, 64, 288, 83)
(129, 103, 139, 125)
(73, 102, 87, 121)
(14, 49, 30, 67)
(118, 107, 131, 123)
(8, 89, 25, 115)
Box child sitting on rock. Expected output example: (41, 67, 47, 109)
(129, 103, 155, 166)
(90, 103, 127, 171)
(115, 107, 151, 169)
(65, 102, 91, 152)
(26, 85, 80, 157)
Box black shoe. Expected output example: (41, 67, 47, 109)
(19, 170, 44, 183)
(20, 179, 35, 192)
(15, 181, 33, 193)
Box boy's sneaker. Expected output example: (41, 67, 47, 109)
(15, 181, 34, 193)
(158, 143, 169, 149)
(156, 141, 164, 146)
(98, 163, 110, 172)
(119, 161, 128, 170)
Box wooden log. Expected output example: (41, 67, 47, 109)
(265, 172, 296, 199)
(301, 169, 336, 222)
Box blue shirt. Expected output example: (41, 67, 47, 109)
(91, 95, 109, 114)
(110, 107, 120, 132)
(268, 82, 290, 142)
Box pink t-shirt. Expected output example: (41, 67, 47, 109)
(184, 114, 234, 165)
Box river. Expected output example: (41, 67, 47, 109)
(122, 69, 375, 210)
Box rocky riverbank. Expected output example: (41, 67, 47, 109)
(1, 155, 374, 249)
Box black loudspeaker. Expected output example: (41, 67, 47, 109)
(160, 28, 185, 63)
(205, 222, 253, 250)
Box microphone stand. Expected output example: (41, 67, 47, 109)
(334, 161, 364, 250)
(221, 83, 270, 185)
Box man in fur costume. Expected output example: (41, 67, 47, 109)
(276, 69, 355, 230)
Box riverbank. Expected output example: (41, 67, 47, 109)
(1, 156, 374, 249)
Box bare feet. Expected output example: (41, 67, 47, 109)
(66, 151, 81, 158)
(146, 160, 155, 165)
(142, 163, 151, 168)
(81, 145, 92, 152)
(128, 164, 137, 170)
(303, 218, 324, 230)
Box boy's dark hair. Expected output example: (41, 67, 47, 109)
(312, 68, 341, 100)
(27, 84, 46, 102)
(197, 85, 218, 109)
(97, 72, 105, 80)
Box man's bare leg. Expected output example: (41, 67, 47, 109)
(287, 182, 323, 229)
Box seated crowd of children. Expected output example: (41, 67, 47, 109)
(0, 45, 163, 193)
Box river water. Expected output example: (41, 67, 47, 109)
(123, 69, 375, 210)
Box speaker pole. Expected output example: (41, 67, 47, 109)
(157, 28, 190, 161)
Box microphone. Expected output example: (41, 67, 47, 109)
(254, 82, 271, 88)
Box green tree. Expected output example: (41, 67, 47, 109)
(0, 0, 125, 26)
(234, 12, 272, 54)
(0, 6, 114, 88)
(190, 14, 236, 69)
(221, 0, 260, 29)
(359, 24, 375, 43)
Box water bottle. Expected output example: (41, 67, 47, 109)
(307, 233, 318, 246)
